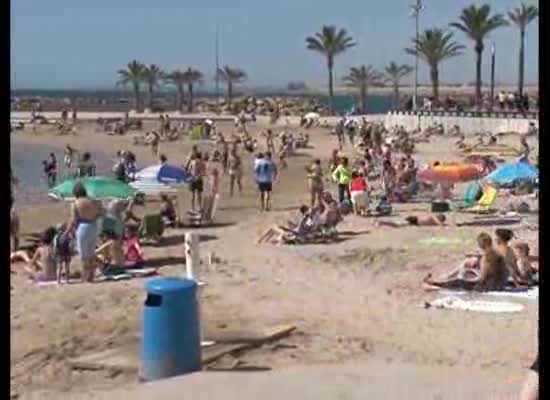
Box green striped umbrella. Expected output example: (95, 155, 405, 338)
(48, 176, 138, 201)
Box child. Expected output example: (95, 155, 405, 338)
(124, 226, 145, 268)
(25, 227, 58, 282)
(349, 171, 369, 216)
(53, 224, 73, 283)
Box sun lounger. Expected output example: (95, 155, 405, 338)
(187, 194, 218, 226)
(139, 214, 164, 243)
(460, 186, 498, 214)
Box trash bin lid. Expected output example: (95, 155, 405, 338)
(145, 277, 196, 295)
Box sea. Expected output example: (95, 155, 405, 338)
(11, 89, 394, 115)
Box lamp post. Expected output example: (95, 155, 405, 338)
(215, 25, 220, 114)
(490, 42, 496, 110)
(410, 0, 424, 111)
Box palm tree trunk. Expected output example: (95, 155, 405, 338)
(147, 84, 154, 110)
(475, 46, 483, 109)
(133, 83, 141, 112)
(518, 30, 525, 97)
(393, 83, 399, 109)
(187, 83, 194, 113)
(360, 86, 366, 114)
(176, 84, 184, 112)
(430, 66, 439, 101)
(327, 57, 334, 114)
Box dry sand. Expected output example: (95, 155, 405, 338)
(11, 120, 538, 399)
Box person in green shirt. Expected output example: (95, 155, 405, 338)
(332, 157, 352, 203)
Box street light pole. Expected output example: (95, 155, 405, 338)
(410, 0, 424, 111)
(490, 42, 496, 110)
(215, 25, 220, 114)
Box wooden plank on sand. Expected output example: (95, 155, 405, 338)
(68, 325, 296, 373)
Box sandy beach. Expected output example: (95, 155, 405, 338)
(10, 118, 538, 399)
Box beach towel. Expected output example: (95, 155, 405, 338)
(418, 237, 464, 246)
(438, 286, 538, 302)
(427, 296, 524, 313)
(461, 182, 482, 208)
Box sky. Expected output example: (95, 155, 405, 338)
(11, 0, 539, 90)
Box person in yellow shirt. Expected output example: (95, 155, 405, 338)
(331, 157, 352, 203)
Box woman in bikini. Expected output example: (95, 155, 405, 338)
(306, 159, 324, 208)
(24, 227, 58, 283)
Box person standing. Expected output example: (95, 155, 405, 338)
(228, 149, 243, 197)
(188, 153, 206, 211)
(332, 157, 352, 204)
(254, 152, 278, 212)
(65, 183, 102, 283)
(306, 159, 324, 208)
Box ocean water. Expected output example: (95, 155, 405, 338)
(11, 141, 114, 205)
(12, 89, 394, 115)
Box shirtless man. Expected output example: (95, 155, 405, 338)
(188, 154, 206, 210)
(264, 129, 276, 154)
(375, 213, 446, 228)
(423, 232, 509, 291)
(145, 131, 160, 156)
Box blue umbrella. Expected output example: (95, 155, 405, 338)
(135, 163, 193, 184)
(486, 158, 538, 187)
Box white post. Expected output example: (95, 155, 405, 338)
(184, 232, 200, 281)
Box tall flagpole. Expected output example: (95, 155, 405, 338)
(215, 26, 220, 114)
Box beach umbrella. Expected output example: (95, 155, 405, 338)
(49, 176, 138, 201)
(129, 179, 180, 195)
(135, 163, 192, 184)
(486, 158, 538, 187)
(417, 162, 483, 184)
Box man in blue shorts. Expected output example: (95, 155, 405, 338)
(254, 152, 278, 211)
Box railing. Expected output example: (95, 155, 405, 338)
(387, 110, 539, 120)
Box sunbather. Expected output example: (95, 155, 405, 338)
(423, 232, 509, 291)
(160, 194, 177, 226)
(511, 240, 538, 285)
(24, 227, 58, 283)
(256, 205, 317, 244)
(494, 229, 524, 286)
(375, 213, 446, 228)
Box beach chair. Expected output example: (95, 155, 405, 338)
(187, 194, 218, 226)
(456, 181, 482, 209)
(461, 186, 498, 214)
(138, 214, 164, 243)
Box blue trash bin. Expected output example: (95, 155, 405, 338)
(140, 277, 202, 381)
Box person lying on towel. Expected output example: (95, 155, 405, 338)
(423, 232, 509, 292)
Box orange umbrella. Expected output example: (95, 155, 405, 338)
(417, 162, 483, 184)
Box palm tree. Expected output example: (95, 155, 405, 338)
(342, 65, 384, 114)
(508, 3, 538, 97)
(451, 4, 508, 107)
(183, 68, 204, 112)
(163, 70, 187, 112)
(406, 29, 464, 101)
(216, 66, 247, 107)
(143, 64, 164, 110)
(116, 60, 146, 112)
(306, 25, 356, 113)
(384, 62, 414, 109)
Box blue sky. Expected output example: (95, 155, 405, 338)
(11, 0, 539, 89)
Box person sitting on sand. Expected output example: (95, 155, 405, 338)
(160, 194, 177, 226)
(511, 241, 538, 285)
(494, 229, 524, 286)
(423, 232, 509, 291)
(76, 152, 96, 178)
(375, 213, 446, 228)
(24, 227, 58, 283)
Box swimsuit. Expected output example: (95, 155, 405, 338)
(74, 207, 99, 260)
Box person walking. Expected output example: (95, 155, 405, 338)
(254, 152, 278, 212)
